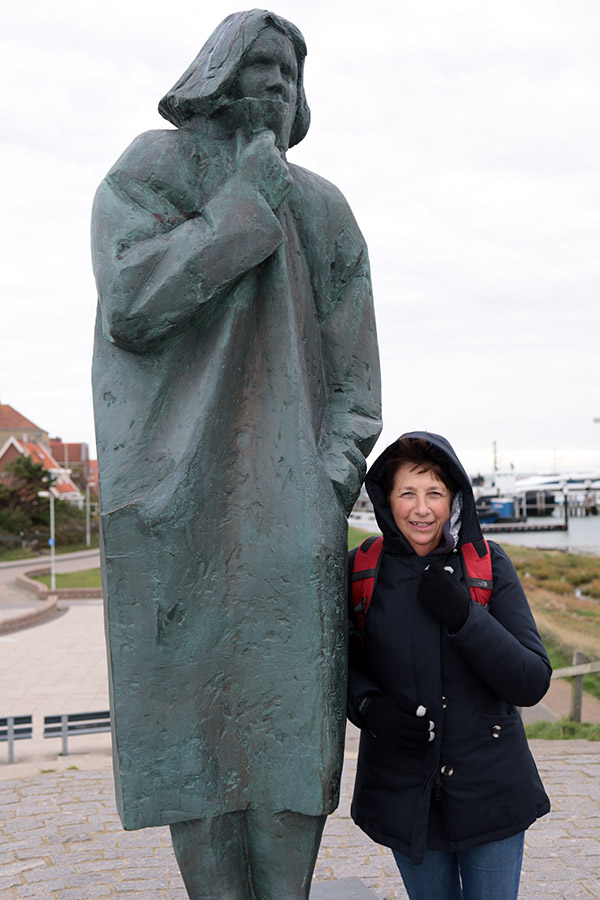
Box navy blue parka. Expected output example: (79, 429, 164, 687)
(348, 432, 551, 864)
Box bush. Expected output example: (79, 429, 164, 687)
(525, 718, 600, 741)
(0, 506, 31, 534)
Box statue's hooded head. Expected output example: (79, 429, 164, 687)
(158, 9, 310, 150)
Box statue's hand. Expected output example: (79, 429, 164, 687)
(235, 130, 293, 211)
(323, 444, 366, 517)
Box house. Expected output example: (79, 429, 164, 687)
(50, 439, 91, 491)
(87, 459, 99, 496)
(0, 436, 82, 504)
(0, 402, 97, 505)
(0, 403, 49, 449)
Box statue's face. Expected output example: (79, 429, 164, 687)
(235, 26, 298, 112)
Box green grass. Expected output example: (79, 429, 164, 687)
(501, 543, 600, 596)
(539, 632, 571, 670)
(0, 546, 39, 561)
(54, 535, 100, 554)
(525, 718, 600, 741)
(33, 568, 102, 589)
(0, 533, 99, 562)
(348, 525, 379, 549)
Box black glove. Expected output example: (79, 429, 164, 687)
(356, 695, 435, 752)
(418, 562, 470, 633)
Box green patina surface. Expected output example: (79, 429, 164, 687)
(91, 10, 381, 837)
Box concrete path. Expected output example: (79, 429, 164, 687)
(1, 555, 600, 897)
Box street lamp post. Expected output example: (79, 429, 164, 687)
(85, 482, 91, 547)
(37, 490, 56, 591)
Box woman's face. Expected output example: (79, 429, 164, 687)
(389, 463, 452, 556)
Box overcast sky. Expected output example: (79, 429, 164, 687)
(2, 0, 599, 475)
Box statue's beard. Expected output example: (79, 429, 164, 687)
(215, 98, 295, 153)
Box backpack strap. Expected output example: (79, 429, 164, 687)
(350, 535, 384, 645)
(350, 536, 493, 642)
(460, 538, 494, 607)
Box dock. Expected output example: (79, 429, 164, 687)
(481, 521, 568, 534)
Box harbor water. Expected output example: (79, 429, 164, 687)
(350, 512, 600, 556)
(490, 513, 600, 556)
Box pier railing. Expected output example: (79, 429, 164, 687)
(551, 650, 600, 722)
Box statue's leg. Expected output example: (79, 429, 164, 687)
(169, 812, 252, 900)
(246, 810, 326, 900)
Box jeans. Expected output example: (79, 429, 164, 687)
(392, 831, 525, 900)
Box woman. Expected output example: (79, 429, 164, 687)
(348, 431, 551, 900)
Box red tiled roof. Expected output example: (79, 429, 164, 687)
(53, 479, 80, 496)
(23, 442, 57, 470)
(0, 404, 42, 432)
(50, 441, 89, 464)
(0, 437, 81, 497)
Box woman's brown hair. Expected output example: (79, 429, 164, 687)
(384, 437, 458, 499)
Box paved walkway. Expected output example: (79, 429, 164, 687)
(1, 556, 600, 897)
(1, 734, 599, 899)
(0, 551, 100, 623)
(0, 556, 109, 779)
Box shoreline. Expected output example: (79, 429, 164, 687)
(349, 515, 600, 557)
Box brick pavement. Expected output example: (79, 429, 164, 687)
(1, 731, 599, 899)
(1, 558, 600, 898)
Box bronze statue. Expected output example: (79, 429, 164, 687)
(91, 10, 381, 899)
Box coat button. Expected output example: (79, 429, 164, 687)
(491, 725, 502, 738)
(442, 696, 448, 709)
(441, 765, 454, 776)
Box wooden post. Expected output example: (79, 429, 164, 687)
(570, 650, 586, 722)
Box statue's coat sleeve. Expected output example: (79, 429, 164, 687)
(92, 130, 285, 354)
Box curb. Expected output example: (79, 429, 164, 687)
(15, 568, 102, 601)
(0, 594, 59, 635)
(0, 565, 102, 635)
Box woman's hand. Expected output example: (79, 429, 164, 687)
(418, 563, 470, 633)
(356, 695, 435, 752)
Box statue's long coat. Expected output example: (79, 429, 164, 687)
(92, 120, 381, 830)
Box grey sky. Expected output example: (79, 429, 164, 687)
(2, 0, 599, 474)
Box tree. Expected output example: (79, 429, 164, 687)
(0, 455, 55, 537)
(0, 454, 94, 547)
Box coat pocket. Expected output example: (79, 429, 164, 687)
(442, 706, 537, 842)
(470, 708, 535, 828)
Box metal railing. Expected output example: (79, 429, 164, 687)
(1, 710, 111, 763)
(0, 715, 33, 763)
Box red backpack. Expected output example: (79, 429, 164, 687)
(350, 536, 493, 644)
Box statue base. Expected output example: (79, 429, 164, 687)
(311, 877, 379, 900)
